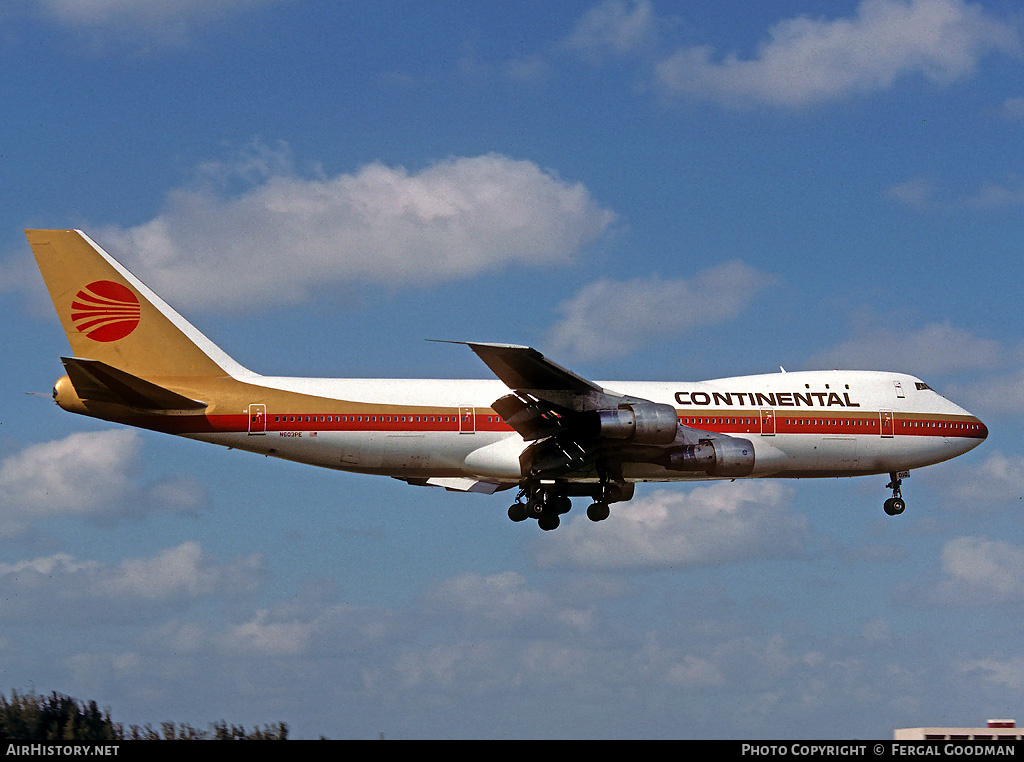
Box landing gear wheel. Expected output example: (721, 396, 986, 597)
(883, 472, 907, 516)
(586, 502, 610, 522)
(508, 503, 527, 522)
(538, 513, 560, 531)
(525, 498, 545, 519)
(883, 497, 906, 516)
(549, 495, 572, 515)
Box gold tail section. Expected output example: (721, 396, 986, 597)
(60, 357, 207, 411)
(25, 229, 244, 380)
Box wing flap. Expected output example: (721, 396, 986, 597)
(424, 477, 502, 494)
(491, 392, 573, 441)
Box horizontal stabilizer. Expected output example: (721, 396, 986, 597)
(61, 357, 207, 411)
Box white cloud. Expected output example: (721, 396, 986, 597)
(885, 174, 1024, 210)
(564, 0, 659, 61)
(219, 609, 316, 656)
(0, 430, 137, 516)
(547, 261, 774, 360)
(0, 430, 205, 534)
(532, 481, 807, 569)
(425, 571, 555, 622)
(29, 0, 271, 43)
(931, 536, 1024, 602)
(98, 149, 616, 311)
(883, 177, 942, 209)
(0, 541, 263, 614)
(105, 540, 262, 599)
(964, 181, 1024, 208)
(960, 656, 1024, 689)
(1003, 96, 1024, 119)
(928, 451, 1024, 509)
(421, 571, 594, 635)
(656, 0, 1018, 107)
(142, 598, 399, 661)
(946, 367, 1024, 417)
(807, 320, 1002, 375)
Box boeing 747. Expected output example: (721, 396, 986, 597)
(26, 230, 988, 530)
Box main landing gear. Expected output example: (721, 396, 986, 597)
(507, 486, 571, 531)
(883, 471, 906, 516)
(507, 481, 630, 530)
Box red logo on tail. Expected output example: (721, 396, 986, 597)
(71, 281, 141, 342)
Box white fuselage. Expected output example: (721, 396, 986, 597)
(183, 369, 987, 486)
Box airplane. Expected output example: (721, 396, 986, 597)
(25, 229, 989, 531)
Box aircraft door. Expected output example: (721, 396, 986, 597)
(248, 403, 267, 435)
(459, 406, 476, 434)
(760, 409, 776, 436)
(880, 409, 894, 438)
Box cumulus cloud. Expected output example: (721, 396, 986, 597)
(421, 571, 595, 636)
(532, 481, 807, 570)
(947, 367, 1024, 418)
(0, 430, 137, 514)
(425, 571, 556, 622)
(97, 148, 616, 311)
(929, 536, 1024, 603)
(107, 540, 261, 599)
(884, 175, 1024, 210)
(219, 609, 317, 656)
(807, 320, 1002, 376)
(144, 598, 400, 661)
(964, 181, 1024, 208)
(564, 0, 660, 61)
(961, 656, 1024, 689)
(927, 451, 1024, 510)
(883, 177, 942, 209)
(27, 0, 272, 44)
(0, 541, 263, 619)
(1003, 96, 1024, 119)
(0, 430, 205, 534)
(656, 0, 1018, 107)
(547, 261, 775, 360)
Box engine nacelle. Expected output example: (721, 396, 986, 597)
(662, 436, 755, 477)
(594, 402, 678, 445)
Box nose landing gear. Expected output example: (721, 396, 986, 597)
(883, 472, 906, 516)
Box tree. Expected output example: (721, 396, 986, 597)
(0, 690, 288, 740)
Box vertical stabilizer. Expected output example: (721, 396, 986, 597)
(25, 229, 251, 380)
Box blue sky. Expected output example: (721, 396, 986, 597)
(2, 0, 1024, 740)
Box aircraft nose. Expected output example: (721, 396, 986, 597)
(963, 413, 988, 448)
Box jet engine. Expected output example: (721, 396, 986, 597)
(662, 436, 755, 477)
(592, 402, 678, 445)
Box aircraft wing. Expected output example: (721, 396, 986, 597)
(457, 342, 618, 440)
(458, 342, 756, 481)
(453, 342, 604, 393)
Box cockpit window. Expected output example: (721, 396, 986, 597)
(915, 382, 932, 391)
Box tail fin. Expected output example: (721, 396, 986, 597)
(25, 229, 249, 380)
